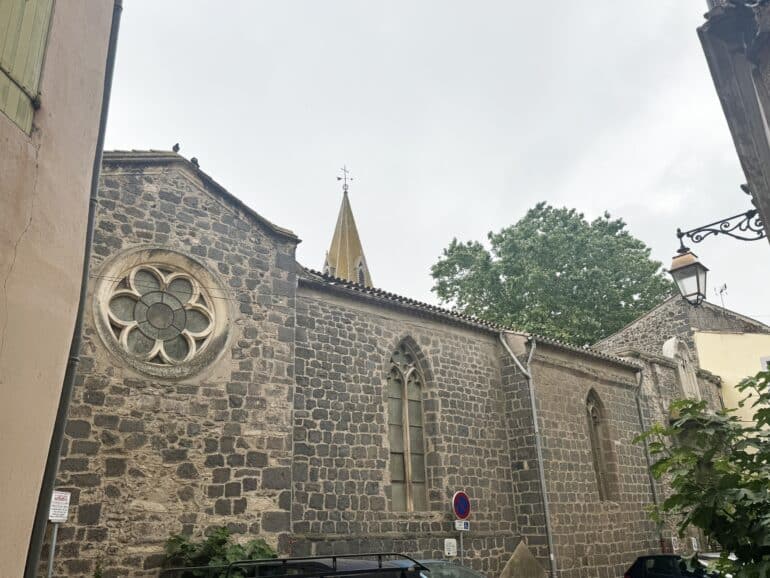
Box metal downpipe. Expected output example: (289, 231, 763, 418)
(24, 2, 122, 575)
(499, 334, 558, 577)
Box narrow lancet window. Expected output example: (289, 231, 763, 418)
(586, 390, 618, 501)
(387, 342, 428, 511)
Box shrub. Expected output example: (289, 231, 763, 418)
(163, 526, 277, 577)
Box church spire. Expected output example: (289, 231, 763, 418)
(323, 166, 373, 287)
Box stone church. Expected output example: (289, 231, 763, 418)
(46, 150, 725, 578)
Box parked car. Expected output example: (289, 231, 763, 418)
(624, 555, 717, 578)
(159, 553, 428, 578)
(391, 559, 487, 578)
(696, 552, 735, 578)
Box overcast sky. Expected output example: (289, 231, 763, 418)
(104, 0, 770, 324)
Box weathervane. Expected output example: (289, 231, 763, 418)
(337, 165, 353, 193)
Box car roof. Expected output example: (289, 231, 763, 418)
(291, 559, 413, 570)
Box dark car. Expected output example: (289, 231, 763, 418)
(159, 553, 427, 578)
(390, 559, 487, 578)
(624, 555, 716, 578)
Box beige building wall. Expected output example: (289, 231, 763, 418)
(694, 331, 770, 422)
(0, 2, 115, 575)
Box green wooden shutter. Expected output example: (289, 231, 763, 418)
(0, 0, 53, 132)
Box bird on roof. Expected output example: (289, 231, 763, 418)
(190, 157, 199, 168)
(172, 143, 180, 153)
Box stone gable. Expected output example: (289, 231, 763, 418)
(46, 158, 299, 576)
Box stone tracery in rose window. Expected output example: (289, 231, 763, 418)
(106, 265, 215, 365)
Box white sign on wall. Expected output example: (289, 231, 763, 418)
(48, 491, 71, 523)
(444, 538, 458, 557)
(690, 537, 699, 551)
(454, 520, 470, 531)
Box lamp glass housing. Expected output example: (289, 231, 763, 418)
(669, 251, 708, 306)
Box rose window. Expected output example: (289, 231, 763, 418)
(106, 265, 215, 365)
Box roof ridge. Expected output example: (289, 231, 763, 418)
(698, 300, 770, 331)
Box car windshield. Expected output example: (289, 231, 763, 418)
(421, 562, 487, 578)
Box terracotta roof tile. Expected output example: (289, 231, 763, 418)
(299, 267, 640, 370)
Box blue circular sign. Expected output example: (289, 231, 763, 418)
(452, 491, 471, 519)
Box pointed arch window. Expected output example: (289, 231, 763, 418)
(387, 342, 428, 511)
(586, 390, 618, 501)
(357, 263, 366, 285)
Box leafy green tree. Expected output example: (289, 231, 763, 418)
(430, 202, 673, 344)
(163, 526, 277, 577)
(637, 370, 770, 578)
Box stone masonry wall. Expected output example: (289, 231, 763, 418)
(629, 353, 722, 555)
(292, 284, 520, 577)
(499, 344, 550, 567)
(43, 159, 298, 577)
(596, 298, 693, 357)
(597, 297, 770, 362)
(530, 345, 659, 578)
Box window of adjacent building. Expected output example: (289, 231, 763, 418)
(0, 0, 54, 132)
(586, 389, 619, 501)
(387, 342, 428, 512)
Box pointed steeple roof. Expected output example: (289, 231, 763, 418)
(323, 188, 373, 287)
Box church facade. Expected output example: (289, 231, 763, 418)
(46, 151, 722, 578)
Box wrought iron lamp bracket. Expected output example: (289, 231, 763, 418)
(676, 209, 765, 253)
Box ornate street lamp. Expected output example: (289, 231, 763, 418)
(669, 188, 765, 305)
(669, 248, 709, 306)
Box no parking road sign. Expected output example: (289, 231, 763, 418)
(452, 490, 471, 520)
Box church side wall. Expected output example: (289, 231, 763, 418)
(529, 346, 658, 578)
(44, 162, 298, 577)
(498, 346, 550, 567)
(293, 286, 519, 577)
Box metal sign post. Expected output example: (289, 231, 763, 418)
(47, 524, 59, 578)
(451, 491, 471, 565)
(47, 490, 71, 578)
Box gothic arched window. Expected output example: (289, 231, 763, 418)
(387, 342, 428, 511)
(586, 390, 618, 501)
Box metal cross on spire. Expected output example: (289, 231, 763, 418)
(337, 165, 353, 193)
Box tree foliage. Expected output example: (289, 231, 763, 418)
(163, 526, 277, 577)
(430, 203, 673, 344)
(637, 371, 770, 578)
